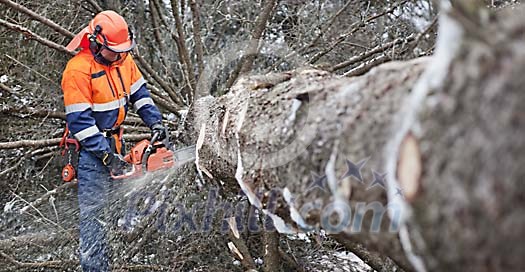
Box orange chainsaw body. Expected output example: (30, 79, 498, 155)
(118, 139, 175, 179)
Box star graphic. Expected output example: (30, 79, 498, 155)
(395, 187, 405, 198)
(341, 157, 368, 183)
(306, 172, 328, 193)
(367, 170, 387, 190)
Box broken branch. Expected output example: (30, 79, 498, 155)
(0, 18, 73, 56)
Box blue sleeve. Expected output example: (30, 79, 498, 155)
(66, 109, 111, 159)
(129, 83, 163, 128)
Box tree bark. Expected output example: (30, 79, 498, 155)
(186, 5, 525, 272)
(191, 57, 428, 271)
(385, 5, 525, 272)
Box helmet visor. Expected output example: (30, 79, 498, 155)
(103, 38, 136, 53)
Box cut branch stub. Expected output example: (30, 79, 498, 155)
(396, 132, 422, 202)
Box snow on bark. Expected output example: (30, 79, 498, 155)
(384, 6, 465, 272)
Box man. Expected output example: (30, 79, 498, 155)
(61, 10, 167, 271)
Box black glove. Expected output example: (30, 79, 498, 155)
(102, 152, 132, 176)
(151, 122, 167, 141)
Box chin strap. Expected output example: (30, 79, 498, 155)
(93, 52, 115, 66)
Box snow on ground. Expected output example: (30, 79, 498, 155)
(306, 250, 373, 272)
(287, 232, 373, 272)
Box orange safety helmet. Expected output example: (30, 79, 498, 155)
(66, 10, 135, 53)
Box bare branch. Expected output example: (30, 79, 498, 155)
(228, 232, 257, 269)
(180, 0, 186, 22)
(0, 147, 59, 177)
(4, 54, 61, 88)
(309, 0, 407, 64)
(330, 34, 416, 72)
(114, 264, 167, 271)
(263, 231, 281, 272)
(149, 0, 183, 87)
(225, 0, 279, 89)
(0, 230, 77, 250)
(0, 251, 76, 269)
(406, 15, 438, 56)
(332, 234, 406, 272)
(0, 138, 61, 150)
(302, 0, 353, 52)
(132, 49, 184, 106)
(0, 133, 176, 150)
(19, 181, 78, 214)
(0, 107, 66, 120)
(150, 92, 182, 114)
(0, 107, 145, 125)
(0, 18, 73, 56)
(0, 157, 25, 177)
(239, 0, 279, 74)
(190, 0, 205, 76)
(278, 247, 304, 272)
(0, 82, 13, 94)
(84, 0, 103, 13)
(343, 54, 391, 77)
(0, 0, 75, 38)
(0, 250, 166, 271)
(149, 0, 167, 54)
(171, 0, 196, 99)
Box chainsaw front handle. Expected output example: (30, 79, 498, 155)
(150, 131, 160, 144)
(141, 132, 159, 169)
(110, 164, 138, 180)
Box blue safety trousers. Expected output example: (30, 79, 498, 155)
(77, 147, 112, 272)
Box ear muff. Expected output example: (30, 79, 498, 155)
(128, 27, 134, 45)
(88, 25, 102, 54)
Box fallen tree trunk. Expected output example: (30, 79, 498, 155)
(192, 55, 427, 271)
(188, 4, 525, 272)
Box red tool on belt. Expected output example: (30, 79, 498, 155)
(59, 126, 80, 182)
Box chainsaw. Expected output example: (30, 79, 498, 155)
(111, 132, 196, 180)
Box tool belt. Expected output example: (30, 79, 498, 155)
(101, 126, 121, 138)
(103, 126, 125, 155)
(59, 126, 125, 182)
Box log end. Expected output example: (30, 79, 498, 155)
(396, 132, 422, 202)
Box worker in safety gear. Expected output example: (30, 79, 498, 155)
(61, 10, 167, 272)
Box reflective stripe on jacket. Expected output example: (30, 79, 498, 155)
(61, 49, 162, 158)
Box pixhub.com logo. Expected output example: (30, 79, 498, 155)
(121, 157, 404, 235)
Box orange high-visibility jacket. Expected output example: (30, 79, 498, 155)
(61, 49, 162, 158)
